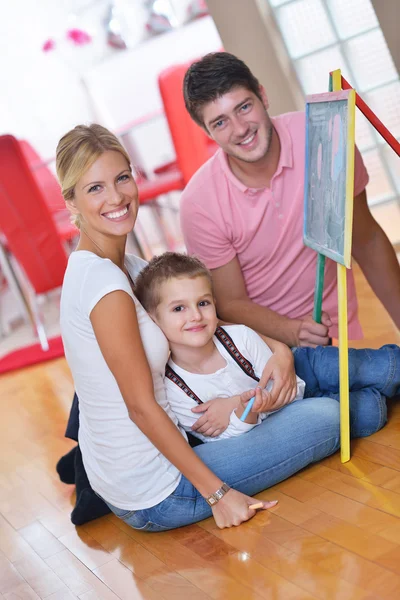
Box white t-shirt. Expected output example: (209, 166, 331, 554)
(166, 325, 305, 442)
(60, 251, 187, 510)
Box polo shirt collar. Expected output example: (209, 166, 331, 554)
(273, 114, 293, 173)
(217, 115, 294, 192)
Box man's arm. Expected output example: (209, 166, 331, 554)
(352, 190, 400, 330)
(212, 257, 331, 347)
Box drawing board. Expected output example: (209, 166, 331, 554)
(304, 89, 356, 268)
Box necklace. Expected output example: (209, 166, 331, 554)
(81, 226, 134, 290)
(81, 226, 105, 257)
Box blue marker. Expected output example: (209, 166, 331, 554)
(240, 396, 255, 422)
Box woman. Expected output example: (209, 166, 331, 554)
(57, 124, 340, 532)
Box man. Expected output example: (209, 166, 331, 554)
(180, 52, 400, 347)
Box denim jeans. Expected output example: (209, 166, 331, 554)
(66, 345, 399, 443)
(106, 396, 340, 531)
(293, 344, 400, 438)
(73, 344, 399, 532)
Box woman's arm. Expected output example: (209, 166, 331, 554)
(191, 327, 298, 437)
(219, 319, 297, 397)
(91, 290, 221, 497)
(90, 290, 272, 527)
(255, 333, 298, 410)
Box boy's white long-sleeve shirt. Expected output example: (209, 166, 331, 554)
(165, 325, 305, 442)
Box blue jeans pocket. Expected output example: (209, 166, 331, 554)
(124, 513, 171, 532)
(110, 506, 136, 520)
(107, 502, 171, 532)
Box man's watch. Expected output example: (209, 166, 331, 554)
(205, 482, 231, 506)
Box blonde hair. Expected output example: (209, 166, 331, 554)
(55, 124, 131, 228)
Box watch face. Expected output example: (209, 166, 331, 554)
(207, 484, 229, 506)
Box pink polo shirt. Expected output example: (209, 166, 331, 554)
(180, 111, 369, 340)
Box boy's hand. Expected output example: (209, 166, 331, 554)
(191, 395, 240, 438)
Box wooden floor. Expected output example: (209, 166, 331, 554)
(1, 264, 399, 600)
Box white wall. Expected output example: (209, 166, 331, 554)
(206, 0, 303, 116)
(0, 0, 94, 158)
(84, 15, 222, 172)
(0, 0, 221, 164)
(371, 0, 400, 75)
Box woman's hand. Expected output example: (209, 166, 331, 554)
(239, 386, 274, 415)
(212, 488, 278, 529)
(191, 395, 240, 437)
(258, 339, 297, 411)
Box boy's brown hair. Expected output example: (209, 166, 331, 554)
(135, 252, 213, 313)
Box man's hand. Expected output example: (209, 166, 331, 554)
(295, 311, 332, 347)
(191, 395, 240, 438)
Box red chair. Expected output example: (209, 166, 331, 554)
(121, 62, 218, 253)
(0, 135, 71, 350)
(20, 140, 78, 243)
(158, 62, 218, 185)
(21, 136, 180, 258)
(20, 138, 152, 257)
(134, 168, 184, 253)
(136, 168, 183, 200)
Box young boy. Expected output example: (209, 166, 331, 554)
(135, 253, 400, 442)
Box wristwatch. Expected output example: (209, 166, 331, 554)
(205, 482, 231, 506)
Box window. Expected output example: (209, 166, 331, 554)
(268, 0, 400, 242)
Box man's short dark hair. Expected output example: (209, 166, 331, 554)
(183, 52, 262, 129)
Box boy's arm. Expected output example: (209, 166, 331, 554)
(167, 376, 259, 440)
(166, 373, 246, 439)
(212, 395, 260, 439)
(165, 377, 203, 434)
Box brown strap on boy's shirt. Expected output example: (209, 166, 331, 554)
(165, 364, 204, 405)
(214, 327, 259, 382)
(165, 326, 259, 404)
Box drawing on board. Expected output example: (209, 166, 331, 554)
(304, 90, 355, 267)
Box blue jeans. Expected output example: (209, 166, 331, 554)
(106, 396, 340, 531)
(293, 344, 400, 438)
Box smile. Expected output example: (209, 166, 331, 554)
(238, 132, 256, 146)
(103, 205, 129, 220)
(185, 325, 206, 332)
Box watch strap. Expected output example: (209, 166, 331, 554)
(205, 482, 231, 506)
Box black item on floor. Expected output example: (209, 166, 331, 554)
(58, 392, 204, 525)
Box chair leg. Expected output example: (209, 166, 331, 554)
(152, 201, 175, 251)
(29, 294, 49, 351)
(0, 243, 49, 351)
(0, 241, 32, 326)
(164, 192, 182, 245)
(126, 229, 148, 260)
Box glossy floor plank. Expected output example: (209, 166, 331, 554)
(0, 264, 399, 599)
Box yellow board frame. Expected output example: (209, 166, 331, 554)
(332, 69, 355, 463)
